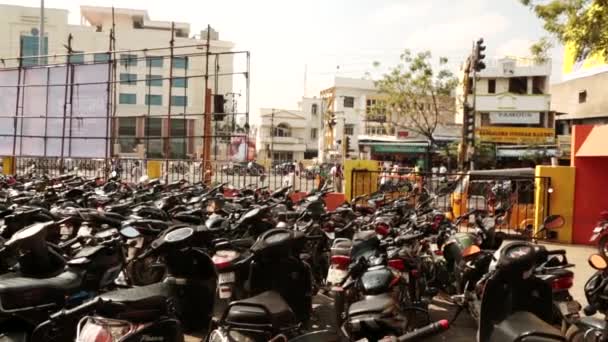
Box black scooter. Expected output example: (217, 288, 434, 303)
(0, 220, 124, 341)
(32, 225, 217, 342)
(478, 241, 566, 342)
(207, 228, 331, 342)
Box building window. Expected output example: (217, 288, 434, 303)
(145, 94, 163, 106)
(272, 151, 293, 162)
(120, 73, 137, 85)
(343, 96, 355, 108)
(345, 124, 355, 135)
(172, 56, 188, 69)
(171, 96, 188, 107)
(311, 104, 318, 115)
(273, 123, 291, 137)
(68, 52, 85, 65)
(94, 53, 110, 63)
(145, 74, 163, 87)
(146, 56, 163, 68)
(579, 90, 587, 103)
(173, 77, 188, 88)
(120, 54, 138, 66)
(508, 77, 527, 94)
(169, 119, 187, 158)
(118, 117, 138, 152)
(21, 35, 48, 66)
(119, 93, 137, 104)
(310, 128, 318, 139)
(145, 118, 163, 158)
(488, 79, 496, 94)
(532, 76, 546, 94)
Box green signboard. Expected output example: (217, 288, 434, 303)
(372, 145, 428, 153)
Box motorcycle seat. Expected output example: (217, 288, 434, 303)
(491, 311, 565, 341)
(0, 271, 81, 310)
(98, 282, 171, 321)
(225, 291, 298, 329)
(348, 293, 397, 317)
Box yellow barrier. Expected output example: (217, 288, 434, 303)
(2, 157, 15, 175)
(147, 160, 162, 179)
(534, 166, 575, 243)
(344, 159, 380, 201)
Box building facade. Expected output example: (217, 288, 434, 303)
(255, 97, 323, 164)
(320, 77, 459, 165)
(0, 4, 235, 159)
(456, 57, 556, 162)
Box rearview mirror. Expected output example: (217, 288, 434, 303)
(120, 227, 141, 239)
(544, 215, 565, 229)
(589, 254, 607, 270)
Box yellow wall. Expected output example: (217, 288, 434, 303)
(147, 160, 162, 179)
(2, 157, 14, 175)
(344, 159, 380, 201)
(534, 166, 575, 243)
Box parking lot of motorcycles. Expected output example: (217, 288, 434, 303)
(1, 171, 608, 341)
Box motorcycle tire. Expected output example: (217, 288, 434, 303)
(599, 235, 608, 259)
(126, 256, 166, 286)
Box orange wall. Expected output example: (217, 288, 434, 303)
(572, 125, 608, 244)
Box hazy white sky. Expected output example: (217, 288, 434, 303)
(1, 0, 563, 114)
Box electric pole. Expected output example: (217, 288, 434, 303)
(270, 109, 275, 168)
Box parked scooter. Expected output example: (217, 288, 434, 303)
(478, 241, 566, 342)
(589, 211, 608, 258)
(565, 253, 608, 341)
(32, 226, 217, 342)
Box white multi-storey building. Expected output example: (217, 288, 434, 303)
(319, 77, 459, 164)
(255, 97, 323, 163)
(0, 4, 235, 159)
(455, 57, 556, 160)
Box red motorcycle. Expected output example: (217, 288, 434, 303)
(589, 211, 608, 257)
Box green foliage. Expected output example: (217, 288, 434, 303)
(521, 0, 608, 59)
(530, 37, 554, 63)
(373, 50, 457, 146)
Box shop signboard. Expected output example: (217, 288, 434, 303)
(476, 126, 555, 144)
(489, 112, 540, 125)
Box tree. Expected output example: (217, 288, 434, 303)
(373, 50, 458, 149)
(521, 0, 608, 59)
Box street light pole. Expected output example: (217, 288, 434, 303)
(270, 109, 275, 168)
(39, 0, 44, 63)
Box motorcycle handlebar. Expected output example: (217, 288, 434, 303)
(50, 297, 102, 321)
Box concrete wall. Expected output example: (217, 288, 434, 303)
(552, 72, 608, 119)
(571, 125, 608, 244)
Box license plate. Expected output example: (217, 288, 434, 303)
(219, 285, 232, 299)
(218, 272, 235, 284)
(327, 267, 347, 284)
(558, 300, 581, 315)
(60, 225, 73, 236)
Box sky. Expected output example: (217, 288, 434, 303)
(1, 0, 564, 115)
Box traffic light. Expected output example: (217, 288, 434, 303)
(463, 103, 475, 145)
(328, 112, 337, 127)
(474, 38, 486, 72)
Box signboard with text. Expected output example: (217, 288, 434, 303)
(489, 112, 540, 125)
(476, 126, 555, 144)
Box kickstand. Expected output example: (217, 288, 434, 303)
(450, 304, 464, 324)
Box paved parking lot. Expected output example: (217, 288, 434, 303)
(186, 242, 597, 341)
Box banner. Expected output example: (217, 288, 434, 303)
(476, 126, 555, 144)
(0, 63, 110, 158)
(489, 112, 540, 125)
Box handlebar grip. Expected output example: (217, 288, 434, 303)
(396, 320, 449, 342)
(584, 304, 598, 316)
(547, 249, 566, 255)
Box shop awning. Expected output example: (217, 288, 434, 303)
(576, 125, 608, 157)
(372, 144, 429, 154)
